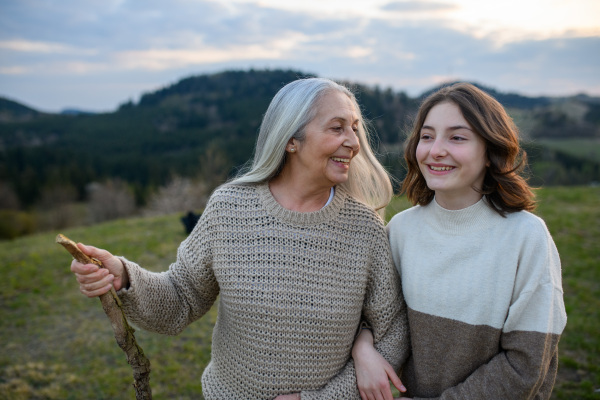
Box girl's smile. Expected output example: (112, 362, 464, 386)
(416, 101, 489, 210)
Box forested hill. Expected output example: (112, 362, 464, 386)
(1, 68, 599, 211)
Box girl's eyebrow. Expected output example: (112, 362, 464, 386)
(449, 125, 473, 131)
(421, 124, 473, 131)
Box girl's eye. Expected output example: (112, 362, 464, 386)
(420, 133, 433, 140)
(451, 136, 467, 141)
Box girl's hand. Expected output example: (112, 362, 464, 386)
(353, 329, 406, 400)
(273, 393, 300, 400)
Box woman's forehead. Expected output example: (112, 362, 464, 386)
(314, 91, 359, 121)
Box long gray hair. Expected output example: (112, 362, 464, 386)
(230, 77, 392, 214)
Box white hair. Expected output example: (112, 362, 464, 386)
(230, 77, 392, 214)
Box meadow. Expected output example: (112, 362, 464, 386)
(0, 186, 598, 399)
(536, 138, 600, 163)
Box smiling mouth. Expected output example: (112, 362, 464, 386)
(331, 157, 350, 165)
(429, 165, 454, 171)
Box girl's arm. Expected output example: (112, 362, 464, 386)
(353, 328, 407, 400)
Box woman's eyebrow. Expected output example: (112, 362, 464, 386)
(329, 116, 359, 123)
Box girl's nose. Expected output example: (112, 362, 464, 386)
(429, 138, 446, 158)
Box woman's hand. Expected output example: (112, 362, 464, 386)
(353, 329, 406, 400)
(70, 243, 129, 297)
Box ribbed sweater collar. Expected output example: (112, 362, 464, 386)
(256, 182, 347, 226)
(423, 196, 500, 235)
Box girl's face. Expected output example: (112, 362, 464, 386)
(285, 90, 360, 189)
(416, 101, 489, 210)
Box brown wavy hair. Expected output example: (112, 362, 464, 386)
(401, 82, 536, 216)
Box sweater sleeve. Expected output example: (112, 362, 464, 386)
(116, 206, 219, 336)
(415, 218, 566, 400)
(301, 224, 410, 399)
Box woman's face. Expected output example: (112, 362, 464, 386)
(416, 101, 488, 209)
(287, 90, 360, 189)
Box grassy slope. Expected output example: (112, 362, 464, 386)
(0, 186, 598, 399)
(536, 138, 600, 163)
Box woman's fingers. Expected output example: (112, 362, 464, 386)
(70, 258, 115, 298)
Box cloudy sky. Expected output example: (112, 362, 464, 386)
(1, 0, 599, 112)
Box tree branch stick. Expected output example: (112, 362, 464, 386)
(56, 233, 152, 400)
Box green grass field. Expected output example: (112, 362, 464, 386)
(535, 138, 600, 164)
(1, 186, 598, 399)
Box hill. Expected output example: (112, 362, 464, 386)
(1, 69, 599, 212)
(0, 97, 41, 123)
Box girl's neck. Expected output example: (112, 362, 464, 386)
(434, 191, 483, 210)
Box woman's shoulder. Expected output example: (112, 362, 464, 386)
(208, 182, 260, 203)
(199, 183, 262, 216)
(342, 193, 386, 226)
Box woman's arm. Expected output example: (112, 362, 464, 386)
(300, 226, 410, 399)
(115, 223, 219, 336)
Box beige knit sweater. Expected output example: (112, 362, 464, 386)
(118, 182, 409, 399)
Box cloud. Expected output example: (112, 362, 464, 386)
(0, 66, 29, 75)
(113, 32, 309, 70)
(381, 1, 458, 12)
(0, 0, 598, 112)
(0, 39, 96, 55)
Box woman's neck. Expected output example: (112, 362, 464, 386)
(268, 174, 333, 212)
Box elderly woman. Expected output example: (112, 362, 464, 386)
(70, 78, 409, 399)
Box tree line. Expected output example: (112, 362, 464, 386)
(1, 68, 599, 239)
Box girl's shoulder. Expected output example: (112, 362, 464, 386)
(505, 209, 551, 235)
(387, 204, 422, 226)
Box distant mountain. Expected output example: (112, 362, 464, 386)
(0, 97, 41, 122)
(1, 68, 599, 209)
(60, 108, 97, 116)
(418, 81, 552, 109)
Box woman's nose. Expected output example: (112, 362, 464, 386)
(344, 128, 360, 152)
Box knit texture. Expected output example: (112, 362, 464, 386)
(118, 182, 409, 399)
(387, 197, 567, 400)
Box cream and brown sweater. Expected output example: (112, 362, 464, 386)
(387, 197, 567, 399)
(117, 182, 409, 399)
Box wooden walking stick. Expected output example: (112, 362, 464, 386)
(56, 233, 152, 400)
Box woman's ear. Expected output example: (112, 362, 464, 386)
(286, 138, 297, 153)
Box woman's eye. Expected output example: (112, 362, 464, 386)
(451, 136, 466, 141)
(420, 133, 432, 140)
